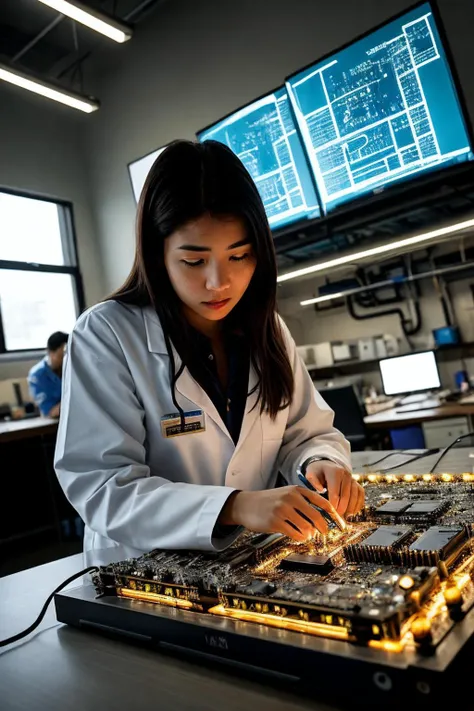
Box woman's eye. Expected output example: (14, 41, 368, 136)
(182, 259, 204, 267)
(230, 253, 249, 262)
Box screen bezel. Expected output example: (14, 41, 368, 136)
(379, 349, 441, 396)
(284, 0, 474, 216)
(196, 85, 323, 230)
(127, 144, 168, 204)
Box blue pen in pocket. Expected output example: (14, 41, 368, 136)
(297, 472, 347, 532)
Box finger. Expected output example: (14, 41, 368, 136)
(291, 499, 329, 536)
(345, 481, 360, 516)
(280, 519, 308, 543)
(305, 470, 326, 493)
(295, 486, 337, 517)
(281, 503, 320, 539)
(325, 470, 343, 512)
(337, 473, 353, 515)
(355, 484, 365, 514)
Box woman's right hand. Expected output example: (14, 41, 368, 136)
(219, 486, 340, 542)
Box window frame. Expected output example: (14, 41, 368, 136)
(0, 186, 85, 358)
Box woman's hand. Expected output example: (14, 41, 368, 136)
(305, 460, 364, 516)
(219, 486, 340, 542)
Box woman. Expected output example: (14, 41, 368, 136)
(55, 140, 364, 556)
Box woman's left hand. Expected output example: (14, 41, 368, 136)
(305, 460, 364, 517)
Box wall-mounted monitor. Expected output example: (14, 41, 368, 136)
(286, 1, 474, 214)
(197, 87, 321, 231)
(379, 350, 441, 396)
(128, 145, 168, 203)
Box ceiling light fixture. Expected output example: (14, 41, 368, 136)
(0, 62, 99, 113)
(37, 0, 133, 43)
(277, 217, 474, 284)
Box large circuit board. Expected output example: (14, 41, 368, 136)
(92, 471, 474, 655)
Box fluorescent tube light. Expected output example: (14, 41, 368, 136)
(37, 0, 132, 43)
(277, 217, 474, 284)
(301, 292, 345, 306)
(0, 62, 99, 113)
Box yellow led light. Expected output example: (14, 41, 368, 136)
(209, 604, 349, 640)
(443, 585, 463, 607)
(422, 474, 432, 482)
(117, 587, 195, 609)
(411, 615, 432, 640)
(403, 474, 415, 482)
(462, 473, 474, 482)
(352, 473, 361, 481)
(441, 473, 453, 482)
(367, 474, 378, 482)
(399, 575, 415, 590)
(369, 639, 405, 653)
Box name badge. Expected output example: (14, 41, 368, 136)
(161, 409, 206, 438)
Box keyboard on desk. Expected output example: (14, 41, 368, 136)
(396, 399, 441, 413)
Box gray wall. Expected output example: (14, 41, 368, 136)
(83, 0, 474, 292)
(0, 85, 105, 380)
(2, 0, 474, 388)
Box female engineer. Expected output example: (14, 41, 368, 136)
(55, 140, 364, 556)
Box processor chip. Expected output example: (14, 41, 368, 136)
(361, 526, 412, 548)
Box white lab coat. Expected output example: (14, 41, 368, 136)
(55, 301, 350, 556)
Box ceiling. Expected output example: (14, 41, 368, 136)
(0, 0, 163, 91)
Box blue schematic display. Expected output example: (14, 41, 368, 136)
(286, 2, 473, 213)
(197, 88, 320, 230)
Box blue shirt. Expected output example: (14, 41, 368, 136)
(28, 357, 62, 416)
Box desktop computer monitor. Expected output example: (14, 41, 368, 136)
(379, 350, 441, 396)
(128, 145, 168, 203)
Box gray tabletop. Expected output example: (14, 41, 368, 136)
(2, 447, 474, 710)
(0, 557, 336, 711)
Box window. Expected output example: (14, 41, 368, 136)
(0, 189, 84, 354)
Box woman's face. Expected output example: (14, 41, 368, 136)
(164, 214, 256, 332)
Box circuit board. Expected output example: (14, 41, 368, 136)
(92, 471, 474, 656)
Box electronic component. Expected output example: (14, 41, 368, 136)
(344, 526, 412, 563)
(279, 553, 334, 574)
(90, 472, 474, 657)
(374, 498, 448, 524)
(406, 526, 469, 566)
(375, 500, 412, 516)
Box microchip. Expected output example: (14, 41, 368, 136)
(409, 526, 466, 561)
(360, 526, 412, 548)
(279, 553, 334, 574)
(244, 580, 276, 596)
(375, 499, 412, 515)
(405, 501, 443, 515)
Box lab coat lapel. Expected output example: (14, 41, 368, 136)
(143, 306, 232, 439)
(174, 362, 233, 440)
(234, 363, 260, 453)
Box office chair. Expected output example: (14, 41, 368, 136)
(319, 384, 368, 452)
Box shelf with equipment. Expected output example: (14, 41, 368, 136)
(306, 341, 474, 379)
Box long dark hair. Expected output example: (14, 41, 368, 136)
(110, 139, 294, 418)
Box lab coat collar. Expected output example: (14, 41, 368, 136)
(142, 305, 260, 449)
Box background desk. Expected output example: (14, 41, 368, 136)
(0, 416, 78, 576)
(364, 403, 474, 429)
(0, 416, 58, 443)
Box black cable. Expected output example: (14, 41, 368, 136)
(363, 450, 428, 467)
(0, 566, 98, 648)
(429, 432, 474, 474)
(377, 449, 441, 473)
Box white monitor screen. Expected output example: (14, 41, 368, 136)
(128, 146, 167, 203)
(379, 351, 441, 395)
